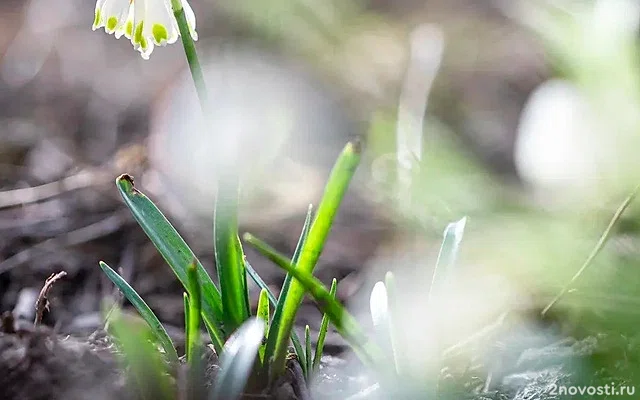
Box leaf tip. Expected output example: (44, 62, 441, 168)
(117, 173, 135, 186)
(349, 136, 364, 155)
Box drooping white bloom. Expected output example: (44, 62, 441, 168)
(92, 0, 198, 60)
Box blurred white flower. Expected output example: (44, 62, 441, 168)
(92, 0, 198, 59)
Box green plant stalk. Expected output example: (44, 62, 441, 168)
(170, 0, 208, 110)
(312, 278, 336, 370)
(214, 174, 251, 333)
(186, 261, 202, 364)
(267, 141, 361, 376)
(99, 261, 180, 365)
(262, 205, 313, 376)
(173, 0, 250, 335)
(172, 0, 252, 344)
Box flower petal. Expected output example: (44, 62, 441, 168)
(180, 0, 198, 41)
(93, 0, 130, 34)
(93, 0, 198, 59)
(93, 0, 108, 30)
(142, 0, 179, 46)
(115, 3, 134, 39)
(131, 0, 153, 57)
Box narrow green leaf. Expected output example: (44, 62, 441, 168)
(183, 292, 190, 357)
(268, 141, 361, 376)
(202, 316, 224, 356)
(244, 240, 383, 368)
(543, 182, 640, 315)
(369, 280, 395, 375)
(99, 261, 179, 364)
(260, 204, 313, 377)
(214, 176, 251, 332)
(186, 261, 202, 365)
(115, 175, 225, 352)
(109, 308, 173, 400)
(257, 288, 270, 334)
(187, 262, 206, 400)
(429, 216, 468, 304)
(211, 318, 266, 400)
(369, 281, 389, 332)
(304, 325, 312, 378)
(313, 278, 336, 370)
(257, 288, 270, 363)
(384, 271, 402, 375)
(245, 260, 306, 376)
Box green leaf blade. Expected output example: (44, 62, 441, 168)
(108, 308, 174, 400)
(186, 261, 202, 365)
(244, 238, 384, 368)
(313, 278, 336, 371)
(99, 261, 180, 365)
(245, 260, 307, 377)
(211, 318, 266, 400)
(259, 204, 313, 376)
(115, 174, 225, 351)
(257, 288, 270, 363)
(183, 292, 190, 357)
(257, 141, 361, 377)
(429, 216, 468, 304)
(304, 325, 312, 378)
(214, 177, 251, 333)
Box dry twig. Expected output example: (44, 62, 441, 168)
(34, 271, 67, 326)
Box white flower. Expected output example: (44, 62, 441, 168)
(92, 0, 198, 60)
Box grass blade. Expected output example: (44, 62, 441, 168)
(369, 281, 389, 332)
(116, 174, 225, 352)
(428, 216, 467, 304)
(245, 260, 306, 376)
(186, 262, 205, 400)
(214, 176, 251, 332)
(369, 279, 394, 370)
(542, 183, 640, 315)
(260, 204, 313, 376)
(383, 271, 403, 375)
(183, 292, 190, 357)
(109, 308, 174, 400)
(305, 325, 312, 378)
(253, 140, 361, 377)
(186, 261, 202, 364)
(312, 278, 336, 371)
(243, 237, 384, 368)
(99, 261, 179, 364)
(257, 288, 270, 363)
(211, 318, 266, 400)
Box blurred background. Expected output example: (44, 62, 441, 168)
(2, 0, 640, 397)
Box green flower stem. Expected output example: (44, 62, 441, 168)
(171, 0, 208, 110)
(171, 0, 249, 336)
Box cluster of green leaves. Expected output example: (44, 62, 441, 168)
(99, 140, 363, 397)
(248, 214, 469, 398)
